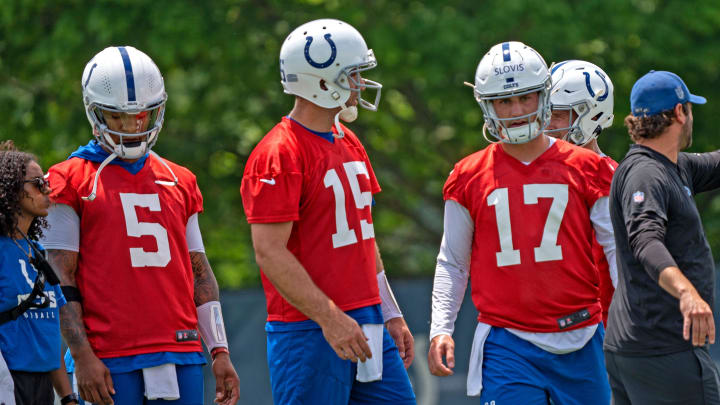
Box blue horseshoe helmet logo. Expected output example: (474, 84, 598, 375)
(583, 70, 609, 102)
(304, 33, 337, 69)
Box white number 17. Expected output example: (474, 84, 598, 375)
(487, 184, 568, 267)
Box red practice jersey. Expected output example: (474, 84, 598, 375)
(443, 139, 614, 332)
(240, 118, 382, 322)
(594, 155, 618, 326)
(47, 155, 203, 358)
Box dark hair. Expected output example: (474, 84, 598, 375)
(0, 140, 47, 239)
(624, 103, 690, 142)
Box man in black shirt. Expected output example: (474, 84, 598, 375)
(606, 70, 720, 404)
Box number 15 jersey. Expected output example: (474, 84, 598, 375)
(444, 140, 613, 332)
(240, 117, 382, 323)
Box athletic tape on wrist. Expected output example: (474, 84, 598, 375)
(377, 270, 403, 322)
(197, 301, 229, 352)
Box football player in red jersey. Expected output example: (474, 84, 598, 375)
(546, 60, 619, 326)
(427, 42, 615, 404)
(240, 19, 415, 405)
(40, 46, 239, 405)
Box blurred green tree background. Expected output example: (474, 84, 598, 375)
(3, 0, 720, 288)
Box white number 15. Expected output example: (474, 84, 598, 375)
(323, 161, 375, 249)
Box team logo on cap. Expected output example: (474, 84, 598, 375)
(675, 86, 684, 99)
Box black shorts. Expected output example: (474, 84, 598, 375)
(9, 370, 53, 405)
(605, 347, 720, 405)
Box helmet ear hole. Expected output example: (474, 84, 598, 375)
(319, 79, 328, 91)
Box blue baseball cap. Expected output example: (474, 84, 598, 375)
(630, 70, 706, 116)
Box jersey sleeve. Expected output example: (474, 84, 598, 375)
(442, 166, 468, 209)
(582, 154, 614, 208)
(47, 162, 81, 214)
(240, 138, 304, 224)
(187, 175, 204, 217)
(40, 203, 80, 251)
(681, 151, 720, 193)
(619, 165, 676, 280)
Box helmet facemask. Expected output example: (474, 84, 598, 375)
(478, 80, 552, 144)
(335, 49, 382, 113)
(87, 101, 166, 160)
(546, 101, 594, 145)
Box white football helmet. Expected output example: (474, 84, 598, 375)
(473, 41, 552, 144)
(279, 19, 381, 136)
(548, 60, 614, 146)
(82, 46, 167, 159)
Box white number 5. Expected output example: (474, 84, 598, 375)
(119, 193, 171, 267)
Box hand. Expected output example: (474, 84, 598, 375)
(319, 309, 372, 362)
(428, 334, 455, 376)
(74, 350, 115, 405)
(212, 353, 240, 405)
(680, 290, 715, 346)
(385, 317, 414, 368)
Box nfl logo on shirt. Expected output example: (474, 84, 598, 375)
(632, 191, 645, 203)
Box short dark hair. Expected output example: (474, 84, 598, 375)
(624, 103, 689, 142)
(0, 140, 47, 239)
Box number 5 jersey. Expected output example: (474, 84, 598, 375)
(46, 143, 203, 358)
(444, 140, 614, 332)
(240, 117, 382, 323)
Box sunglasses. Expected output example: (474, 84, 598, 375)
(23, 177, 50, 191)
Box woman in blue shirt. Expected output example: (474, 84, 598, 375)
(0, 141, 76, 404)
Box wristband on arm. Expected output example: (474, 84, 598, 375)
(197, 301, 229, 355)
(210, 347, 229, 360)
(60, 393, 79, 405)
(61, 286, 82, 303)
(377, 270, 403, 322)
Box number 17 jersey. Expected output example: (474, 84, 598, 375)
(444, 140, 613, 332)
(241, 118, 382, 323)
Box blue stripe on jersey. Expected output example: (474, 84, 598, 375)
(266, 304, 383, 332)
(287, 116, 335, 143)
(502, 42, 511, 62)
(117, 47, 136, 102)
(64, 350, 205, 373)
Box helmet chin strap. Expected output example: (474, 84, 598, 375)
(82, 152, 117, 201)
(332, 104, 358, 139)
